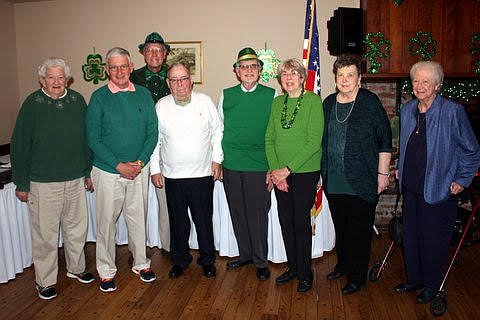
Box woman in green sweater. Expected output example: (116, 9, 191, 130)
(265, 58, 323, 293)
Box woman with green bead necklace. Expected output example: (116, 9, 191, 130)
(265, 58, 323, 293)
(321, 54, 392, 295)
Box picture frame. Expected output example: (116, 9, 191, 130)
(166, 41, 203, 84)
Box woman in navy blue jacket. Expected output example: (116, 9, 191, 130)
(396, 61, 480, 303)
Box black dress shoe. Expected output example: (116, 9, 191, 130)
(203, 265, 216, 278)
(256, 267, 270, 280)
(342, 282, 362, 295)
(297, 278, 313, 293)
(168, 265, 183, 278)
(275, 269, 297, 284)
(394, 283, 424, 293)
(226, 259, 253, 269)
(416, 287, 437, 304)
(326, 270, 345, 280)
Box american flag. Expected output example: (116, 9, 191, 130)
(303, 0, 321, 95)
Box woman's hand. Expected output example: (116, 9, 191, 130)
(377, 174, 390, 194)
(271, 167, 290, 184)
(450, 181, 464, 195)
(276, 178, 289, 192)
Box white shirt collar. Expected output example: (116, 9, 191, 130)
(42, 88, 67, 99)
(240, 83, 258, 93)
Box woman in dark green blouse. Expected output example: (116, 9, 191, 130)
(321, 54, 392, 294)
(265, 58, 323, 293)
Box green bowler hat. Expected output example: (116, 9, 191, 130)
(138, 32, 170, 51)
(233, 47, 264, 68)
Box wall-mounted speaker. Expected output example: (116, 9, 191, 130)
(327, 7, 363, 56)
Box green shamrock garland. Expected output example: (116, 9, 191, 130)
(257, 48, 281, 83)
(402, 79, 480, 102)
(82, 50, 108, 84)
(471, 33, 480, 74)
(363, 32, 391, 74)
(393, 0, 404, 6)
(409, 31, 438, 61)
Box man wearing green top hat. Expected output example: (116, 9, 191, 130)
(219, 47, 276, 280)
(131, 32, 171, 252)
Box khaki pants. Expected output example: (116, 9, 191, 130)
(28, 178, 88, 287)
(154, 186, 170, 251)
(91, 165, 150, 279)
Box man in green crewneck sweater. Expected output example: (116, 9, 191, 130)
(219, 48, 275, 280)
(86, 47, 158, 292)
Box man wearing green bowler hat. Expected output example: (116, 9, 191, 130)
(219, 47, 276, 280)
(131, 32, 171, 252)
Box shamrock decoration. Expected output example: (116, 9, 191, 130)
(476, 60, 480, 74)
(393, 0, 404, 6)
(363, 32, 391, 74)
(82, 51, 108, 84)
(409, 31, 437, 61)
(257, 48, 281, 83)
(470, 33, 480, 54)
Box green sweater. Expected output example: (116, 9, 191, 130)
(11, 89, 92, 192)
(86, 84, 158, 174)
(265, 91, 324, 173)
(222, 84, 275, 171)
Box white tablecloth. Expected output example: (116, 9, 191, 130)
(0, 181, 335, 283)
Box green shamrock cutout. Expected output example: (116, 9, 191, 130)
(363, 32, 391, 74)
(409, 31, 438, 61)
(82, 53, 108, 84)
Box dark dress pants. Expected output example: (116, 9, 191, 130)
(274, 171, 320, 280)
(327, 194, 377, 285)
(222, 168, 271, 268)
(402, 189, 456, 290)
(165, 176, 215, 269)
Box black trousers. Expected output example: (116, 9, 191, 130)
(223, 168, 271, 268)
(402, 189, 456, 290)
(164, 176, 215, 269)
(274, 171, 320, 280)
(327, 194, 377, 285)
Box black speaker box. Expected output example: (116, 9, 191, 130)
(327, 7, 363, 56)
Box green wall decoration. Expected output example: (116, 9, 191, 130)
(393, 0, 404, 6)
(257, 48, 281, 83)
(408, 31, 438, 61)
(82, 50, 108, 84)
(471, 33, 480, 74)
(363, 32, 391, 74)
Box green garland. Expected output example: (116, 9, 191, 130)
(408, 32, 437, 61)
(402, 79, 480, 102)
(363, 32, 391, 74)
(393, 0, 404, 6)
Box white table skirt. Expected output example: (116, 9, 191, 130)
(0, 180, 335, 283)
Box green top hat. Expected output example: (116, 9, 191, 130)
(138, 32, 170, 51)
(233, 47, 264, 68)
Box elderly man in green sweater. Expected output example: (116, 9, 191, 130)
(218, 48, 276, 280)
(86, 47, 158, 293)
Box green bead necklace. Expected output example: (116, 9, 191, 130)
(281, 88, 305, 129)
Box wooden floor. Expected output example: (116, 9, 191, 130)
(1, 236, 479, 320)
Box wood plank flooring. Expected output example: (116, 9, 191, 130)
(1, 236, 479, 319)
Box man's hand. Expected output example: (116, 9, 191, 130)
(15, 191, 29, 202)
(151, 173, 164, 188)
(266, 172, 274, 192)
(211, 162, 221, 181)
(450, 181, 464, 195)
(271, 167, 290, 184)
(116, 162, 141, 180)
(84, 178, 94, 192)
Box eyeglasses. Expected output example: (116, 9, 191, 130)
(168, 76, 190, 84)
(145, 47, 164, 55)
(280, 70, 300, 78)
(108, 64, 130, 72)
(237, 64, 260, 70)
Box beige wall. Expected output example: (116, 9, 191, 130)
(0, 0, 20, 145)
(6, 0, 358, 143)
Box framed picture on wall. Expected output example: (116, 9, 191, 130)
(166, 41, 203, 84)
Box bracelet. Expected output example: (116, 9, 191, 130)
(378, 172, 391, 177)
(136, 160, 145, 168)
